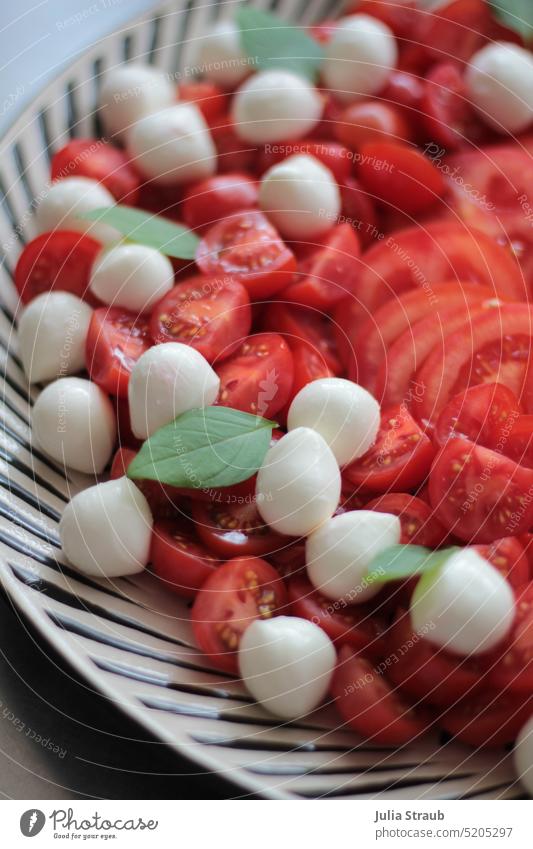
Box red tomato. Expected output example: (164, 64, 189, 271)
(335, 102, 411, 151)
(434, 383, 522, 450)
(344, 406, 436, 493)
(191, 556, 288, 673)
(262, 302, 342, 375)
(114, 397, 142, 449)
(86, 307, 152, 397)
(474, 536, 529, 591)
(422, 63, 483, 152)
(428, 437, 533, 543)
(351, 0, 419, 38)
(380, 71, 425, 118)
(258, 139, 353, 184)
(331, 646, 428, 744)
(502, 414, 533, 468)
(191, 497, 286, 559)
(182, 173, 258, 233)
(416, 0, 492, 66)
(178, 81, 227, 123)
(51, 139, 140, 203)
(14, 231, 101, 304)
(215, 332, 294, 418)
(358, 142, 446, 215)
(135, 180, 182, 219)
(149, 274, 251, 362)
(210, 115, 258, 173)
(287, 573, 388, 658)
(441, 691, 533, 747)
(110, 446, 136, 480)
(477, 583, 533, 694)
(196, 210, 296, 299)
(339, 177, 378, 248)
(282, 342, 335, 412)
(110, 447, 185, 517)
(366, 493, 448, 548)
(151, 518, 221, 599)
(281, 224, 360, 310)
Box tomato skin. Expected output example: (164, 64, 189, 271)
(380, 71, 425, 118)
(434, 383, 522, 452)
(258, 139, 353, 184)
(477, 583, 533, 694)
(344, 406, 436, 494)
(502, 415, 533, 468)
(196, 210, 297, 299)
(210, 115, 258, 174)
(14, 231, 101, 305)
(366, 494, 448, 548)
(151, 519, 221, 600)
(191, 498, 286, 559)
(182, 173, 258, 233)
(334, 102, 411, 151)
(178, 81, 227, 123)
(441, 691, 533, 747)
(339, 177, 378, 248)
(350, 0, 418, 39)
(110, 446, 136, 480)
(109, 447, 186, 518)
(51, 139, 140, 203)
(422, 63, 482, 152)
(474, 537, 529, 591)
(428, 437, 533, 543)
(262, 302, 343, 375)
(358, 142, 446, 215)
(86, 307, 152, 398)
(416, 0, 492, 66)
(191, 556, 288, 673)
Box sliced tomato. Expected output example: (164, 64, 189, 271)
(182, 173, 258, 233)
(86, 307, 152, 397)
(344, 406, 436, 493)
(331, 646, 429, 744)
(151, 518, 221, 600)
(502, 415, 533, 468)
(51, 139, 140, 203)
(191, 556, 288, 673)
(149, 274, 251, 362)
(477, 583, 533, 694)
(135, 179, 182, 219)
(196, 210, 296, 299)
(262, 302, 343, 375)
(366, 493, 448, 548)
(14, 231, 101, 304)
(339, 177, 378, 248)
(191, 497, 286, 559)
(266, 540, 306, 580)
(434, 383, 522, 450)
(422, 62, 483, 152)
(380, 70, 425, 119)
(258, 139, 353, 184)
(351, 0, 419, 39)
(441, 691, 533, 747)
(178, 81, 227, 123)
(209, 115, 259, 174)
(428, 437, 533, 543)
(215, 332, 293, 417)
(114, 397, 142, 449)
(416, 0, 492, 66)
(474, 536, 529, 591)
(283, 342, 335, 409)
(335, 102, 411, 151)
(358, 142, 446, 216)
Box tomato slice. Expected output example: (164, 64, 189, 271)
(182, 173, 258, 233)
(151, 518, 221, 600)
(14, 231, 101, 304)
(477, 583, 533, 694)
(474, 536, 529, 591)
(422, 63, 483, 152)
(366, 493, 448, 548)
(428, 437, 533, 543)
(149, 274, 251, 362)
(441, 691, 533, 747)
(502, 415, 533, 468)
(258, 139, 353, 184)
(334, 101, 411, 151)
(191, 498, 286, 559)
(195, 210, 296, 299)
(191, 556, 288, 673)
(215, 332, 293, 417)
(209, 115, 259, 174)
(51, 139, 140, 203)
(266, 540, 306, 580)
(331, 646, 429, 744)
(262, 302, 343, 375)
(358, 142, 446, 216)
(339, 177, 378, 248)
(434, 383, 522, 450)
(86, 307, 152, 397)
(416, 0, 492, 66)
(344, 406, 436, 493)
(178, 81, 227, 123)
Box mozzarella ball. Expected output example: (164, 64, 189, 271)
(127, 103, 216, 185)
(288, 378, 380, 466)
(18, 292, 93, 383)
(99, 63, 175, 141)
(89, 244, 174, 313)
(128, 342, 220, 439)
(255, 427, 341, 537)
(191, 21, 250, 88)
(232, 70, 324, 144)
(35, 177, 120, 244)
(466, 42, 533, 134)
(322, 15, 398, 103)
(239, 616, 336, 719)
(32, 377, 116, 474)
(259, 154, 340, 240)
(306, 510, 401, 603)
(59, 476, 153, 577)
(410, 548, 515, 656)
(514, 717, 533, 797)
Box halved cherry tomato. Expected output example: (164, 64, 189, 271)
(195, 210, 297, 299)
(339, 177, 378, 248)
(477, 583, 533, 694)
(350, 0, 419, 39)
(209, 115, 259, 174)
(215, 332, 293, 418)
(422, 63, 482, 152)
(86, 307, 152, 397)
(502, 415, 533, 468)
(366, 493, 448, 548)
(149, 274, 251, 362)
(428, 437, 533, 543)
(135, 179, 182, 219)
(182, 173, 258, 233)
(331, 646, 428, 744)
(191, 556, 288, 673)
(151, 518, 221, 599)
(282, 342, 335, 411)
(258, 139, 353, 184)
(358, 141, 446, 215)
(416, 0, 492, 66)
(335, 102, 411, 151)
(344, 406, 436, 493)
(178, 81, 227, 123)
(14, 231, 101, 304)
(262, 302, 343, 375)
(110, 446, 136, 480)
(434, 383, 522, 451)
(114, 397, 142, 449)
(441, 691, 533, 747)
(380, 71, 425, 119)
(51, 139, 140, 203)
(474, 536, 529, 591)
(192, 496, 286, 559)
(266, 540, 306, 579)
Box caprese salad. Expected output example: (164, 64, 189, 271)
(13, 0, 533, 795)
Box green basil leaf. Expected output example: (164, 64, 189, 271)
(236, 7, 324, 82)
(366, 545, 460, 585)
(78, 206, 199, 259)
(489, 1, 533, 40)
(127, 406, 276, 490)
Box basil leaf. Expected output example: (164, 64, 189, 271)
(236, 7, 323, 82)
(78, 206, 199, 259)
(127, 406, 276, 489)
(490, 1, 533, 40)
(366, 545, 460, 585)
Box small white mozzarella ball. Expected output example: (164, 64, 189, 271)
(59, 476, 153, 577)
(232, 70, 324, 144)
(259, 154, 340, 239)
(99, 63, 175, 141)
(306, 510, 401, 603)
(466, 42, 533, 134)
(128, 342, 219, 439)
(514, 717, 533, 797)
(191, 21, 250, 88)
(239, 616, 336, 719)
(288, 378, 380, 466)
(255, 427, 341, 537)
(35, 177, 120, 244)
(127, 103, 216, 185)
(32, 377, 116, 474)
(89, 243, 174, 313)
(322, 15, 398, 103)
(410, 548, 515, 656)
(18, 292, 93, 383)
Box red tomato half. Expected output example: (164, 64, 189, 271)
(358, 142, 445, 215)
(86, 307, 152, 397)
(366, 493, 448, 548)
(441, 691, 533, 747)
(191, 556, 288, 673)
(151, 518, 221, 599)
(209, 115, 258, 174)
(502, 415, 533, 468)
(474, 536, 529, 591)
(335, 102, 411, 151)
(434, 383, 522, 450)
(478, 583, 533, 694)
(51, 139, 140, 203)
(178, 81, 227, 123)
(262, 302, 342, 375)
(339, 177, 378, 248)
(258, 139, 353, 184)
(192, 498, 286, 559)
(182, 173, 258, 233)
(422, 63, 482, 152)
(14, 231, 101, 304)
(416, 0, 493, 66)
